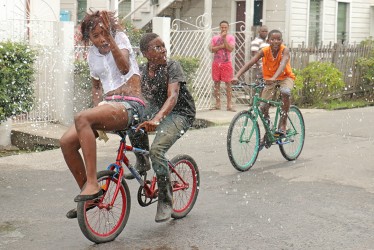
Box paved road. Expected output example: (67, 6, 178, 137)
(0, 107, 373, 249)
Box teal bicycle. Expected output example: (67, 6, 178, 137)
(227, 81, 305, 171)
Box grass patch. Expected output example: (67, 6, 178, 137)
(314, 100, 373, 110)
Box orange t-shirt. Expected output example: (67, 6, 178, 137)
(262, 45, 295, 80)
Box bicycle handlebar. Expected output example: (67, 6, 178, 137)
(237, 81, 265, 89)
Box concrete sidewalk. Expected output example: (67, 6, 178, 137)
(10, 106, 250, 150)
(9, 106, 324, 150)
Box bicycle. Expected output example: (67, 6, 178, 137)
(227, 80, 305, 171)
(75, 128, 200, 243)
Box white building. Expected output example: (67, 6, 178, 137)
(57, 0, 374, 46)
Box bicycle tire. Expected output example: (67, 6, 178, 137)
(279, 106, 305, 161)
(77, 170, 131, 243)
(170, 154, 200, 219)
(227, 110, 260, 171)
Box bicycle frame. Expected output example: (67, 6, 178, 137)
(249, 83, 283, 143)
(104, 131, 190, 207)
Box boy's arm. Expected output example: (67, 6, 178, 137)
(137, 82, 180, 132)
(210, 40, 224, 53)
(232, 50, 263, 83)
(269, 47, 291, 81)
(222, 34, 234, 52)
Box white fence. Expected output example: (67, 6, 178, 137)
(170, 19, 255, 110)
(1, 19, 75, 125)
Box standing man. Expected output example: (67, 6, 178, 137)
(209, 20, 236, 111)
(250, 25, 269, 80)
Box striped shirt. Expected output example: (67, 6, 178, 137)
(251, 37, 269, 69)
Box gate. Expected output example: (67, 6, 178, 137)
(170, 17, 254, 111)
(1, 19, 62, 123)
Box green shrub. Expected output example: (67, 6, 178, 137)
(0, 41, 36, 123)
(355, 39, 374, 86)
(171, 56, 200, 86)
(120, 20, 145, 47)
(356, 57, 374, 85)
(294, 62, 345, 106)
(74, 60, 91, 89)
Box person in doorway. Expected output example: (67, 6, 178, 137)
(209, 20, 236, 111)
(60, 10, 146, 219)
(126, 33, 196, 223)
(250, 25, 269, 80)
(232, 30, 295, 148)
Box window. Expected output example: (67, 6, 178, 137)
(253, 0, 263, 26)
(309, 0, 321, 46)
(118, 0, 131, 18)
(77, 0, 87, 23)
(337, 2, 349, 44)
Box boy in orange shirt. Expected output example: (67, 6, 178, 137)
(232, 30, 295, 140)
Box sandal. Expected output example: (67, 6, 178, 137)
(74, 189, 104, 202)
(66, 201, 99, 219)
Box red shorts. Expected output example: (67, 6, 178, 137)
(212, 61, 233, 82)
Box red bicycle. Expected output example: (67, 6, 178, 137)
(76, 129, 200, 243)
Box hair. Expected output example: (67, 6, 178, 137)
(80, 10, 121, 46)
(259, 25, 268, 32)
(139, 33, 159, 53)
(219, 20, 229, 26)
(268, 29, 282, 39)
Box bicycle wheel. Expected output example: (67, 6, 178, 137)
(77, 170, 131, 243)
(227, 110, 260, 171)
(279, 105, 305, 161)
(170, 154, 199, 219)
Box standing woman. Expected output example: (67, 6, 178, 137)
(60, 10, 145, 218)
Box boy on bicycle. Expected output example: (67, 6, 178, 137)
(126, 33, 196, 223)
(232, 29, 295, 144)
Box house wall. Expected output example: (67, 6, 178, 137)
(178, 0, 235, 30)
(285, 0, 374, 46)
(322, 0, 336, 43)
(87, 0, 109, 10)
(288, 0, 308, 45)
(61, 0, 77, 24)
(264, 0, 287, 34)
(349, 0, 374, 43)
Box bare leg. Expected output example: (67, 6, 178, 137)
(279, 93, 291, 132)
(260, 103, 270, 120)
(61, 103, 129, 197)
(60, 126, 87, 189)
(213, 81, 221, 109)
(225, 82, 234, 110)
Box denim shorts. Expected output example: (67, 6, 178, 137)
(105, 99, 145, 128)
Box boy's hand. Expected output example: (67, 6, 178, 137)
(231, 77, 239, 84)
(136, 120, 160, 132)
(265, 79, 278, 85)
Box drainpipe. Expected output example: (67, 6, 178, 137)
(110, 0, 119, 15)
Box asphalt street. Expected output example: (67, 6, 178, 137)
(0, 107, 373, 249)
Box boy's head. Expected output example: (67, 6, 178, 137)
(258, 26, 268, 40)
(219, 20, 229, 33)
(267, 29, 283, 49)
(139, 33, 167, 64)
